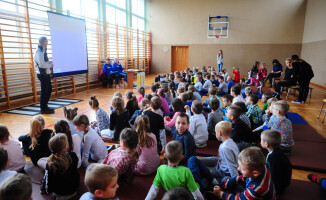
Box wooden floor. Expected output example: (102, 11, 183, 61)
(1, 74, 326, 182)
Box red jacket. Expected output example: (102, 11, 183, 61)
(232, 69, 240, 82)
(258, 68, 267, 81)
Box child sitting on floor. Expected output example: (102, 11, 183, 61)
(231, 85, 245, 104)
(133, 116, 161, 175)
(18, 115, 52, 169)
(89, 96, 110, 135)
(265, 100, 294, 157)
(186, 100, 208, 148)
(187, 121, 239, 190)
(129, 98, 150, 126)
(207, 97, 223, 138)
(188, 85, 202, 102)
(172, 113, 196, 166)
(217, 75, 228, 95)
(125, 91, 140, 120)
(253, 97, 278, 133)
(158, 88, 170, 114)
(109, 97, 130, 140)
(0, 173, 32, 200)
(164, 98, 187, 132)
(137, 86, 145, 103)
(261, 130, 292, 194)
(234, 102, 251, 129)
(54, 120, 82, 168)
(145, 140, 204, 200)
(0, 147, 16, 184)
(227, 105, 255, 152)
(221, 94, 233, 115)
(244, 87, 253, 106)
(246, 94, 262, 128)
(41, 134, 79, 199)
(232, 67, 240, 82)
(199, 74, 212, 94)
(73, 114, 107, 167)
(227, 76, 235, 94)
(0, 125, 25, 172)
(103, 128, 138, 178)
(143, 96, 166, 154)
(63, 107, 83, 137)
(80, 164, 119, 200)
(261, 92, 273, 114)
(203, 86, 223, 113)
(213, 147, 275, 200)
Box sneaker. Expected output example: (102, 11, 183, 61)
(307, 174, 322, 184)
(291, 100, 301, 104)
(41, 108, 54, 114)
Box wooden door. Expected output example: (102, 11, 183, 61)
(171, 46, 189, 72)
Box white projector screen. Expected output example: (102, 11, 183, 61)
(47, 11, 88, 77)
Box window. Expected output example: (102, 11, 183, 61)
(106, 0, 127, 26)
(132, 0, 145, 30)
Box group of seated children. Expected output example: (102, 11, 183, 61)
(0, 66, 297, 200)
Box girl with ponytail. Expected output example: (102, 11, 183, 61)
(125, 91, 140, 120)
(18, 115, 52, 169)
(133, 115, 160, 175)
(88, 96, 110, 135)
(54, 119, 82, 168)
(137, 86, 146, 103)
(41, 133, 79, 198)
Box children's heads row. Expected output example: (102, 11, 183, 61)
(88, 91, 137, 110)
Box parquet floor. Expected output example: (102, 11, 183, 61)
(1, 74, 326, 182)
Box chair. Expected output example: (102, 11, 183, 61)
(272, 72, 283, 86)
(286, 85, 300, 99)
(318, 99, 326, 123)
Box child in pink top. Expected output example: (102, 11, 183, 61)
(102, 128, 138, 177)
(164, 98, 186, 128)
(158, 88, 170, 114)
(133, 115, 161, 175)
(137, 86, 145, 103)
(0, 125, 26, 171)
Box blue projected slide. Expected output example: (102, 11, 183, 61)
(47, 11, 88, 77)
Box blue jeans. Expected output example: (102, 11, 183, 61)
(117, 72, 127, 81)
(218, 63, 223, 72)
(187, 156, 214, 189)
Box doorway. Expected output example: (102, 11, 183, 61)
(171, 46, 189, 72)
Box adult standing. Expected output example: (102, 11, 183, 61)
(103, 57, 119, 88)
(264, 59, 283, 87)
(274, 58, 296, 99)
(217, 50, 224, 72)
(34, 37, 54, 114)
(112, 58, 127, 85)
(291, 55, 314, 104)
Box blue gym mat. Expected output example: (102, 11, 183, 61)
(287, 112, 308, 125)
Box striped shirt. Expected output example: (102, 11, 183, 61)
(220, 166, 275, 200)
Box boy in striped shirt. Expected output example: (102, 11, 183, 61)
(213, 147, 275, 200)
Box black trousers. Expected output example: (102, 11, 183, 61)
(298, 80, 310, 102)
(274, 81, 295, 94)
(265, 72, 281, 85)
(37, 74, 52, 110)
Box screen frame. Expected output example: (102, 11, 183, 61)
(47, 11, 89, 78)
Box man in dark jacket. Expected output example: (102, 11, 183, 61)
(291, 55, 314, 104)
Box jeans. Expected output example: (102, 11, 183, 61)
(218, 63, 223, 72)
(106, 71, 119, 86)
(265, 72, 281, 85)
(37, 74, 52, 110)
(187, 156, 215, 189)
(199, 88, 208, 94)
(117, 72, 127, 81)
(274, 80, 294, 94)
(298, 81, 310, 102)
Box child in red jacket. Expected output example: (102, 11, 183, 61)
(232, 67, 240, 82)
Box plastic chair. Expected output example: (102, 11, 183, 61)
(318, 99, 326, 123)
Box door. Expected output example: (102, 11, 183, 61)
(171, 46, 189, 72)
